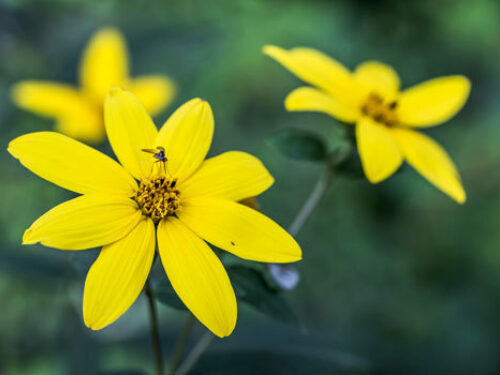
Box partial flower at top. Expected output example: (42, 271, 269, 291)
(264, 45, 470, 203)
(11, 27, 176, 143)
(7, 89, 301, 337)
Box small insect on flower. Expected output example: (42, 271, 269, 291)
(264, 45, 471, 203)
(142, 146, 168, 162)
(142, 146, 168, 174)
(8, 89, 301, 338)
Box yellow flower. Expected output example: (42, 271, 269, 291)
(263, 45, 470, 203)
(11, 27, 175, 143)
(7, 88, 301, 337)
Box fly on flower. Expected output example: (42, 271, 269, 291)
(8, 88, 301, 337)
(264, 45, 471, 203)
(142, 146, 168, 174)
(11, 28, 176, 142)
(142, 146, 168, 163)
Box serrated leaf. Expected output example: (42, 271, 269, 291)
(269, 128, 327, 161)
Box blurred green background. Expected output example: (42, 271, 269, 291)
(1, 0, 499, 374)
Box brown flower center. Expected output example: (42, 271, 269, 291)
(134, 177, 181, 222)
(361, 93, 398, 126)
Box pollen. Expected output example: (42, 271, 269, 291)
(361, 93, 398, 126)
(134, 177, 181, 222)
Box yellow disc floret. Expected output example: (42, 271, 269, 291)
(361, 93, 398, 126)
(134, 176, 181, 222)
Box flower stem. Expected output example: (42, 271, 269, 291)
(168, 314, 196, 374)
(175, 331, 214, 375)
(287, 164, 335, 237)
(174, 163, 335, 374)
(145, 279, 164, 375)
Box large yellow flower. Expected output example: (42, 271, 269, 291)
(7, 88, 301, 337)
(264, 45, 470, 203)
(11, 28, 175, 143)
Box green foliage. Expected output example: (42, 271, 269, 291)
(334, 149, 365, 179)
(228, 265, 300, 326)
(156, 265, 300, 326)
(268, 128, 328, 162)
(1, 0, 499, 374)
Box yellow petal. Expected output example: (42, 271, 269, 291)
(84, 218, 155, 330)
(55, 112, 104, 143)
(285, 86, 360, 123)
(11, 81, 103, 142)
(80, 28, 129, 103)
(23, 194, 142, 250)
(128, 75, 176, 116)
(354, 61, 400, 97)
(8, 132, 137, 195)
(263, 45, 364, 106)
(178, 197, 302, 263)
(397, 76, 471, 127)
(157, 217, 236, 338)
(393, 128, 466, 203)
(180, 151, 274, 201)
(356, 117, 403, 183)
(12, 81, 90, 118)
(104, 87, 158, 180)
(156, 98, 214, 181)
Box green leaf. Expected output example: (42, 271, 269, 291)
(268, 128, 327, 161)
(155, 264, 300, 326)
(228, 265, 300, 325)
(334, 149, 365, 179)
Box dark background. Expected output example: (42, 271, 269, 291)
(1, 0, 499, 374)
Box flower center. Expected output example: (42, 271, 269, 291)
(361, 93, 398, 126)
(134, 176, 181, 222)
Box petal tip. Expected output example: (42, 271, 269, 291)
(83, 309, 107, 331)
(22, 228, 37, 245)
(454, 189, 467, 204)
(288, 247, 303, 263)
(189, 97, 210, 109)
(90, 27, 125, 47)
(107, 86, 126, 97)
(452, 75, 471, 97)
(96, 26, 121, 36)
(6, 143, 17, 158)
(10, 83, 25, 105)
(365, 172, 386, 184)
(215, 317, 237, 338)
(267, 174, 276, 189)
(84, 318, 102, 331)
(262, 44, 280, 56)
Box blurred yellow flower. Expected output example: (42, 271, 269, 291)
(8, 89, 301, 337)
(264, 45, 470, 203)
(11, 28, 176, 143)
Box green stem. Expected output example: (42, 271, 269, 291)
(145, 279, 164, 375)
(168, 314, 196, 374)
(175, 331, 214, 375)
(174, 163, 335, 374)
(288, 164, 335, 237)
